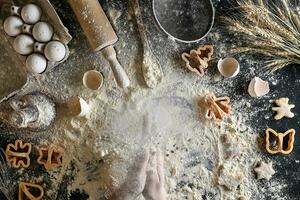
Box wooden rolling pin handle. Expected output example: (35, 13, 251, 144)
(101, 46, 130, 89)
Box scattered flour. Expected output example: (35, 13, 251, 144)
(0, 1, 292, 200)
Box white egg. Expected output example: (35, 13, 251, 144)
(21, 4, 42, 24)
(44, 41, 66, 62)
(3, 16, 24, 36)
(26, 53, 47, 74)
(13, 34, 34, 55)
(32, 22, 53, 42)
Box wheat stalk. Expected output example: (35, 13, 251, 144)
(223, 0, 300, 71)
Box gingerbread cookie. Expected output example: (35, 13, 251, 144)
(272, 98, 295, 120)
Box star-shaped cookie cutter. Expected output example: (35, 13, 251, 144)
(5, 140, 32, 168)
(37, 144, 63, 170)
(199, 93, 231, 121)
(182, 45, 213, 77)
(19, 182, 44, 200)
(265, 128, 295, 154)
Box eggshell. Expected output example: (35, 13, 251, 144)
(21, 3, 42, 24)
(13, 34, 34, 55)
(83, 70, 104, 90)
(32, 22, 54, 42)
(26, 53, 47, 74)
(217, 57, 240, 78)
(44, 41, 66, 62)
(3, 16, 24, 36)
(248, 77, 270, 97)
(66, 96, 90, 117)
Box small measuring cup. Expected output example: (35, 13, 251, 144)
(152, 0, 215, 43)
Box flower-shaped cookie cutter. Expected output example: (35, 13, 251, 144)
(19, 182, 44, 200)
(199, 93, 231, 121)
(182, 45, 213, 76)
(5, 140, 32, 168)
(37, 144, 62, 170)
(265, 128, 295, 154)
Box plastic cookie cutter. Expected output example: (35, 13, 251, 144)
(152, 0, 215, 43)
(37, 144, 62, 170)
(182, 45, 213, 76)
(182, 49, 207, 76)
(265, 128, 295, 154)
(197, 45, 214, 62)
(19, 182, 44, 200)
(5, 140, 32, 168)
(199, 93, 231, 121)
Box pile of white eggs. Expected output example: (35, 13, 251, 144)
(3, 3, 67, 74)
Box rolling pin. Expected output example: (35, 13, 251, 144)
(69, 0, 130, 89)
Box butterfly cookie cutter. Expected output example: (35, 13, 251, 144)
(6, 140, 32, 168)
(265, 128, 295, 154)
(37, 144, 63, 170)
(199, 93, 231, 121)
(19, 182, 44, 200)
(182, 45, 213, 77)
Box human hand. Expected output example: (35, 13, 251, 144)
(143, 150, 167, 200)
(112, 150, 149, 200)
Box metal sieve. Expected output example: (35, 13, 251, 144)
(152, 0, 215, 43)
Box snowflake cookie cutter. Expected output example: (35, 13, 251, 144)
(19, 182, 44, 200)
(37, 144, 62, 170)
(182, 45, 213, 77)
(6, 140, 32, 168)
(199, 93, 231, 121)
(265, 128, 295, 154)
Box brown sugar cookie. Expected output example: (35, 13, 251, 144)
(265, 128, 295, 154)
(199, 93, 231, 121)
(6, 140, 32, 168)
(182, 45, 213, 77)
(19, 182, 44, 200)
(37, 144, 63, 170)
